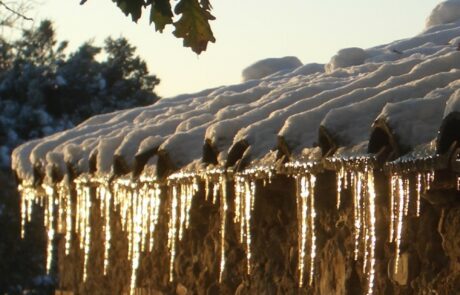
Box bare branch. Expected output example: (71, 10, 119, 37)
(0, 1, 32, 22)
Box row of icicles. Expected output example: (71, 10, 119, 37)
(18, 167, 446, 295)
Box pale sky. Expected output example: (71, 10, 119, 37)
(34, 0, 441, 98)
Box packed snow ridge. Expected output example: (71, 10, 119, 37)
(12, 0, 460, 182)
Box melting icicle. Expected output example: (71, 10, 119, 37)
(212, 182, 220, 205)
(389, 175, 396, 243)
(403, 178, 410, 216)
(366, 170, 376, 295)
(82, 185, 91, 282)
(389, 172, 427, 275)
(425, 171, 434, 190)
(111, 178, 163, 295)
(219, 176, 228, 283)
(205, 175, 210, 201)
(148, 184, 161, 252)
(394, 176, 405, 275)
(96, 183, 112, 275)
(168, 185, 178, 282)
(416, 173, 422, 217)
(336, 167, 345, 210)
(346, 164, 377, 295)
(234, 176, 256, 275)
(19, 185, 37, 239)
(43, 184, 55, 274)
(297, 175, 309, 287)
(352, 172, 362, 261)
(55, 181, 72, 257)
(296, 173, 317, 287)
(74, 178, 92, 282)
(308, 174, 316, 286)
(167, 174, 199, 282)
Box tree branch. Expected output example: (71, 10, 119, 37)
(0, 1, 32, 21)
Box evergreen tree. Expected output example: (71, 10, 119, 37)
(0, 20, 160, 294)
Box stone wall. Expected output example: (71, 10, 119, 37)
(55, 172, 460, 295)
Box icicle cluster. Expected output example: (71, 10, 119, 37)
(166, 172, 199, 282)
(113, 178, 162, 294)
(203, 172, 229, 283)
(295, 173, 317, 287)
(389, 171, 433, 276)
(234, 175, 256, 274)
(20, 175, 163, 295)
(19, 159, 451, 295)
(19, 183, 40, 239)
(336, 166, 376, 295)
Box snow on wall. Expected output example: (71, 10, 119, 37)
(11, 2, 460, 182)
(242, 56, 302, 82)
(373, 81, 460, 153)
(426, 0, 460, 29)
(325, 47, 367, 73)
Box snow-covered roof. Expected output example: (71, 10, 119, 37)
(12, 2, 460, 183)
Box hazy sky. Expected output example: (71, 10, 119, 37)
(34, 0, 441, 98)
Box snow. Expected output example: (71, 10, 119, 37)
(444, 88, 460, 116)
(426, 0, 460, 29)
(242, 56, 302, 81)
(11, 1, 460, 181)
(321, 68, 460, 148)
(325, 47, 367, 73)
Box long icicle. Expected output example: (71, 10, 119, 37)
(219, 176, 228, 283)
(308, 174, 316, 286)
(366, 170, 376, 295)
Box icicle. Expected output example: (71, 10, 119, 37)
(186, 178, 198, 230)
(403, 178, 410, 216)
(205, 175, 210, 201)
(416, 173, 422, 217)
(19, 185, 36, 239)
(394, 176, 405, 275)
(64, 183, 72, 256)
(233, 176, 256, 274)
(336, 167, 344, 210)
(343, 169, 349, 190)
(361, 172, 368, 274)
(57, 187, 64, 233)
(219, 176, 228, 283)
(140, 185, 149, 253)
(96, 183, 112, 275)
(148, 184, 161, 252)
(352, 172, 362, 261)
(178, 184, 187, 240)
(168, 185, 178, 282)
(82, 185, 91, 282)
(166, 174, 199, 282)
(308, 174, 316, 287)
(234, 178, 243, 241)
(244, 179, 254, 274)
(43, 184, 55, 274)
(130, 187, 142, 295)
(297, 175, 309, 287)
(296, 173, 317, 287)
(212, 182, 219, 205)
(425, 171, 434, 190)
(389, 175, 396, 243)
(366, 170, 376, 295)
